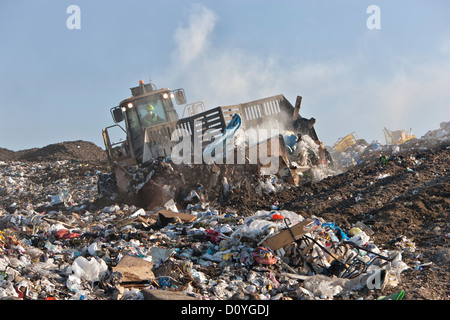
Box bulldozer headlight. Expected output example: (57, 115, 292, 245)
(170, 93, 175, 99)
(127, 103, 133, 109)
(163, 93, 169, 99)
(121, 107, 126, 112)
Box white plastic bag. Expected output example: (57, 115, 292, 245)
(70, 256, 108, 282)
(349, 231, 370, 246)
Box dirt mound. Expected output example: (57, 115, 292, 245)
(0, 147, 16, 161)
(0, 140, 107, 163)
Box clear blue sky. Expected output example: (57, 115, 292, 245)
(0, 0, 449, 151)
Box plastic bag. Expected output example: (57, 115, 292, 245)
(70, 256, 108, 282)
(348, 231, 370, 246)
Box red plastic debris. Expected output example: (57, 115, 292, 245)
(252, 246, 277, 265)
(270, 214, 284, 221)
(205, 230, 226, 244)
(54, 229, 81, 240)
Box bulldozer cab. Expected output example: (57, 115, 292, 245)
(103, 81, 186, 165)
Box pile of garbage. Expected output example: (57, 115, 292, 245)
(421, 121, 450, 142)
(1, 124, 448, 300)
(0, 160, 102, 214)
(1, 157, 412, 300)
(329, 139, 382, 169)
(330, 122, 450, 169)
(282, 132, 340, 183)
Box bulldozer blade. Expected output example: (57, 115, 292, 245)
(113, 164, 129, 194)
(246, 135, 289, 170)
(135, 180, 174, 211)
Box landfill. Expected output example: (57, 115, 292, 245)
(0, 124, 449, 301)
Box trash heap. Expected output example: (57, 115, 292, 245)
(1, 130, 448, 300)
(0, 160, 104, 214)
(421, 121, 450, 143)
(0, 157, 412, 300)
(330, 122, 450, 169)
(282, 132, 341, 183)
(330, 139, 383, 169)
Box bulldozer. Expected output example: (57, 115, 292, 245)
(383, 127, 416, 145)
(101, 80, 330, 198)
(333, 132, 361, 153)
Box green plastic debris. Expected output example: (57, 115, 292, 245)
(377, 290, 405, 300)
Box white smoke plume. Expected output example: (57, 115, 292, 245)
(164, 4, 450, 146)
(173, 4, 218, 68)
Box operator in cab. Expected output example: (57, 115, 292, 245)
(142, 104, 163, 126)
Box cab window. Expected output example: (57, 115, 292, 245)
(136, 99, 166, 127)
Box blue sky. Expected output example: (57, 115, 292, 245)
(0, 0, 449, 151)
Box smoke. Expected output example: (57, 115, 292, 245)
(168, 5, 282, 107)
(376, 59, 450, 129)
(165, 4, 450, 146)
(173, 4, 218, 68)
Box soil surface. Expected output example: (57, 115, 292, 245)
(0, 140, 107, 163)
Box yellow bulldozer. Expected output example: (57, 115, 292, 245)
(333, 132, 361, 153)
(383, 127, 416, 145)
(101, 80, 330, 196)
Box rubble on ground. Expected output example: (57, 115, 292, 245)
(0, 124, 449, 300)
(329, 122, 450, 169)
